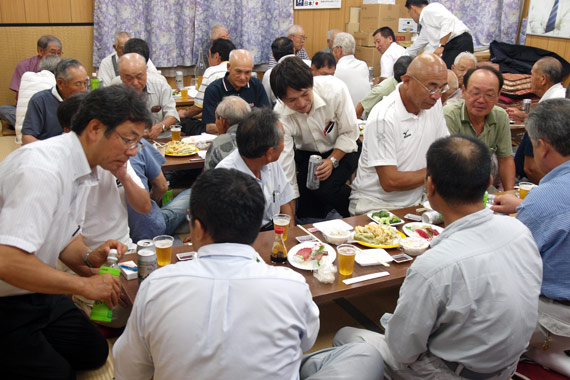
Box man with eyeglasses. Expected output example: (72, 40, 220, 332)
(268, 24, 310, 68)
(21, 58, 88, 145)
(117, 53, 179, 140)
(349, 53, 449, 214)
(0, 85, 152, 378)
(444, 66, 515, 191)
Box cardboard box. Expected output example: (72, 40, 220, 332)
(355, 45, 381, 77)
(360, 2, 410, 34)
(349, 6, 361, 23)
(346, 22, 360, 35)
(353, 31, 376, 47)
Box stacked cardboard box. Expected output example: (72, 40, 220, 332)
(351, 0, 415, 77)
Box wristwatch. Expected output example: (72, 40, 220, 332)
(329, 156, 339, 169)
(83, 250, 94, 268)
(161, 123, 167, 132)
(438, 43, 445, 48)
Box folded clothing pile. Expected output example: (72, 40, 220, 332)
(501, 73, 534, 97)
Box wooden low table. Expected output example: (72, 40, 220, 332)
(122, 206, 424, 306)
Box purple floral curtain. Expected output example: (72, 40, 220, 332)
(434, 0, 523, 46)
(93, 0, 293, 67)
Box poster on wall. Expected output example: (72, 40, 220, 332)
(294, 0, 341, 9)
(527, 0, 570, 39)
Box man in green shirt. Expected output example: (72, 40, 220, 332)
(356, 56, 412, 119)
(444, 66, 515, 190)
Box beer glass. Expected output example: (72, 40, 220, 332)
(153, 235, 174, 267)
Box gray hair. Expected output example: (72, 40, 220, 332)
(40, 55, 61, 73)
(333, 32, 355, 55)
(38, 35, 62, 49)
(527, 98, 570, 156)
(114, 31, 131, 45)
(236, 108, 283, 159)
(327, 29, 341, 41)
(454, 51, 477, 66)
(210, 23, 228, 40)
(286, 24, 303, 36)
(447, 69, 459, 90)
(535, 57, 563, 84)
(55, 58, 83, 81)
(215, 96, 251, 126)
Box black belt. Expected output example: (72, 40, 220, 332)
(442, 359, 508, 380)
(554, 298, 570, 307)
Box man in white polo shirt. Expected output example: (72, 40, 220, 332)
(350, 53, 449, 214)
(333, 32, 371, 107)
(373, 26, 406, 82)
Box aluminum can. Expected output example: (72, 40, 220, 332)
(137, 239, 154, 253)
(522, 99, 531, 114)
(306, 155, 323, 190)
(138, 248, 157, 283)
(421, 210, 444, 225)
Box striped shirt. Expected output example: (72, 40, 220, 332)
(194, 62, 228, 108)
(268, 48, 310, 68)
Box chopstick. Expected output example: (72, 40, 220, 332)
(297, 225, 324, 244)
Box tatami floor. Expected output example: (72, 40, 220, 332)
(0, 134, 399, 378)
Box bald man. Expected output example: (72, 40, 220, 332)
(202, 49, 269, 134)
(508, 57, 566, 184)
(117, 53, 179, 140)
(349, 53, 450, 214)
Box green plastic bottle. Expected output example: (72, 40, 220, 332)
(162, 181, 173, 206)
(90, 73, 100, 91)
(90, 249, 120, 322)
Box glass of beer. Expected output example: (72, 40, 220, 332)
(273, 214, 291, 241)
(337, 244, 357, 276)
(180, 88, 188, 101)
(519, 182, 534, 200)
(153, 235, 174, 267)
(171, 125, 182, 142)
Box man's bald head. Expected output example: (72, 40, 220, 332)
(401, 53, 448, 113)
(227, 49, 253, 90)
(118, 53, 147, 92)
(535, 57, 563, 85)
(407, 53, 447, 79)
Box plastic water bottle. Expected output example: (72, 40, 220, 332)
(90, 73, 99, 91)
(176, 71, 184, 90)
(368, 66, 374, 85)
(90, 249, 121, 323)
(194, 48, 206, 89)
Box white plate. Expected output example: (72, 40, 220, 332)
(366, 210, 405, 226)
(287, 242, 336, 271)
(402, 222, 444, 240)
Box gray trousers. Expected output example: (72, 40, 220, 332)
(333, 327, 517, 380)
(301, 342, 384, 380)
(0, 105, 16, 126)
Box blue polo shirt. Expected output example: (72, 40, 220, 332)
(21, 87, 63, 140)
(202, 73, 269, 124)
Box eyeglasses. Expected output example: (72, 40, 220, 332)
(114, 130, 143, 151)
(294, 34, 307, 41)
(465, 90, 498, 102)
(409, 75, 449, 95)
